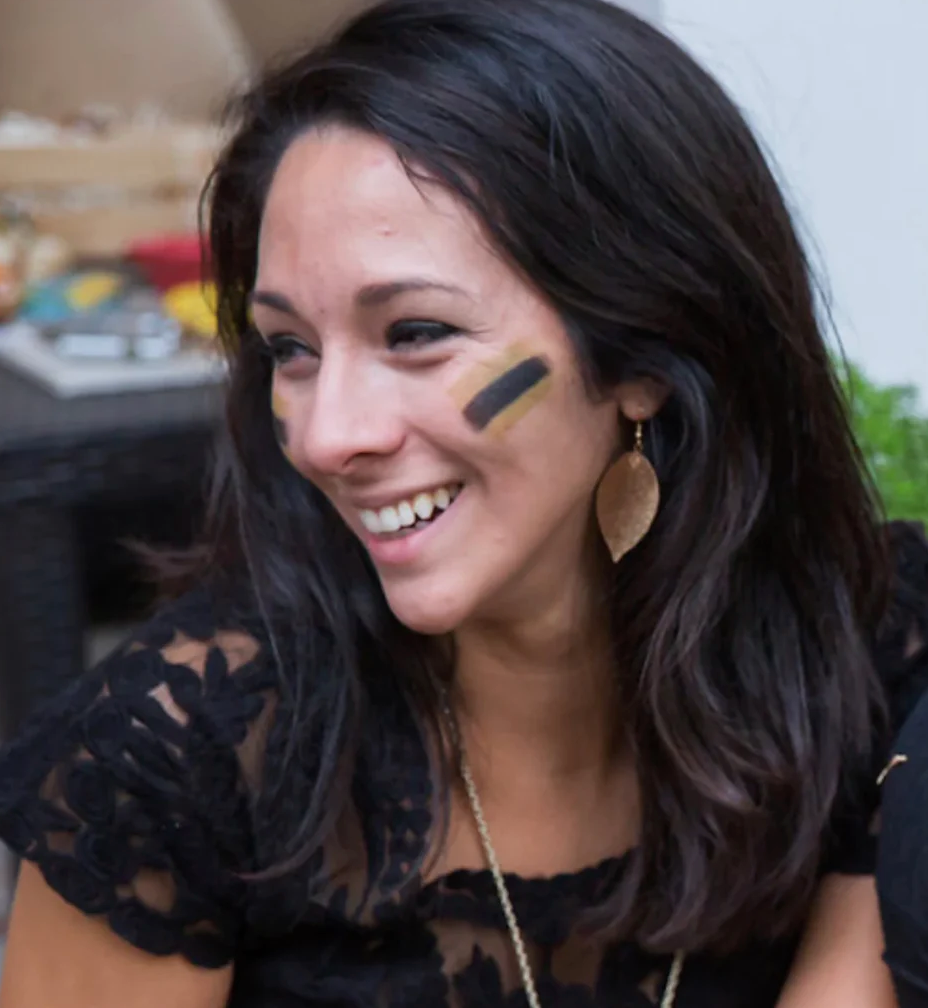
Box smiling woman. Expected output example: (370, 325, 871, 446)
(0, 1, 925, 1007)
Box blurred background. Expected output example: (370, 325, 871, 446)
(0, 0, 925, 935)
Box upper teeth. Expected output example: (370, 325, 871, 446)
(360, 483, 461, 535)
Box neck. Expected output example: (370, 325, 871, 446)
(452, 558, 620, 784)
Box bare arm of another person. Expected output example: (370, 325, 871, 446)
(0, 863, 232, 1008)
(775, 874, 896, 1006)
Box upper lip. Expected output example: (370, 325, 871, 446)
(345, 480, 462, 511)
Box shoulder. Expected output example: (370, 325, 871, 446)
(120, 583, 279, 747)
(875, 520, 928, 730)
(0, 584, 280, 966)
(3, 583, 279, 774)
(875, 519, 928, 793)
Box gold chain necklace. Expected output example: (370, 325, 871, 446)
(452, 719, 686, 1007)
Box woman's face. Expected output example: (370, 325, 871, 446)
(253, 127, 646, 634)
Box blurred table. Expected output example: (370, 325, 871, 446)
(0, 362, 223, 737)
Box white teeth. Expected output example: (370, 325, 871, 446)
(361, 483, 462, 536)
(413, 493, 435, 520)
(397, 501, 416, 527)
(360, 510, 382, 534)
(379, 506, 401, 533)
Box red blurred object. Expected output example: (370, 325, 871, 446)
(126, 234, 208, 292)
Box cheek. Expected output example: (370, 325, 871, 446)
(450, 344, 553, 439)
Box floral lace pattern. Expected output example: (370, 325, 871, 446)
(0, 523, 926, 1006)
(0, 590, 280, 966)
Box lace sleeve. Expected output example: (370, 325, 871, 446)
(823, 520, 928, 876)
(0, 590, 277, 967)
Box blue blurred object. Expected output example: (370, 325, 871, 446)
(18, 270, 129, 324)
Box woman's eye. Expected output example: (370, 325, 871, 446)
(387, 320, 460, 350)
(265, 334, 316, 366)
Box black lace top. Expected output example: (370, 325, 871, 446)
(1, 522, 927, 1008)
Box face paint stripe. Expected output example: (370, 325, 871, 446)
(483, 373, 552, 437)
(462, 355, 551, 431)
(450, 343, 527, 406)
(271, 390, 289, 419)
(270, 387, 296, 464)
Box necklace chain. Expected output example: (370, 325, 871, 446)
(455, 734, 685, 1007)
(458, 754, 545, 1008)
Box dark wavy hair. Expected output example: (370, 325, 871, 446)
(185, 0, 889, 953)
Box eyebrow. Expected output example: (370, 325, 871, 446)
(249, 290, 297, 315)
(355, 279, 469, 308)
(249, 278, 469, 318)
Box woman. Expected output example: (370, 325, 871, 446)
(0, 1, 924, 1005)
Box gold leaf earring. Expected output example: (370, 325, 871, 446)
(595, 421, 660, 564)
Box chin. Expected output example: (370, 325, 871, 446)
(380, 583, 471, 636)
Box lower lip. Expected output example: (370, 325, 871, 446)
(360, 494, 463, 567)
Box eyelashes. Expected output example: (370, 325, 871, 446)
(264, 334, 316, 367)
(259, 319, 461, 367)
(386, 320, 461, 350)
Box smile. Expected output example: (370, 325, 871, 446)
(359, 482, 463, 537)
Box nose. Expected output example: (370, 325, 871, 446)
(295, 349, 406, 476)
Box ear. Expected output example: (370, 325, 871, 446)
(613, 377, 671, 423)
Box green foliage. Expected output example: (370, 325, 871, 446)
(838, 361, 928, 525)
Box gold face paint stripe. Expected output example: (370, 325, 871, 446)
(271, 389, 289, 419)
(271, 390, 288, 442)
(270, 388, 295, 462)
(461, 354, 551, 431)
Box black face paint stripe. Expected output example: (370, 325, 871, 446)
(462, 355, 551, 430)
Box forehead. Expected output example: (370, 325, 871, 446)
(257, 127, 491, 287)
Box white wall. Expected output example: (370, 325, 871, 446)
(610, 0, 661, 21)
(662, 0, 928, 400)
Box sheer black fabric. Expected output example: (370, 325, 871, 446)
(1, 521, 926, 1007)
(876, 522, 928, 1006)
